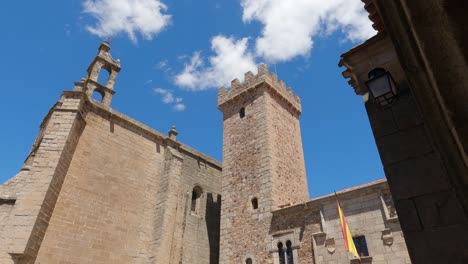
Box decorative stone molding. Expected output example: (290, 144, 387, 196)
(325, 238, 336, 254)
(338, 60, 362, 95)
(269, 228, 301, 251)
(168, 126, 178, 141)
(351, 256, 373, 263)
(380, 193, 398, 222)
(269, 228, 301, 264)
(381, 228, 394, 246)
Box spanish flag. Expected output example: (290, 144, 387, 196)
(336, 193, 361, 261)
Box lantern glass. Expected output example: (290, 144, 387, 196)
(365, 70, 398, 107)
(366, 75, 391, 98)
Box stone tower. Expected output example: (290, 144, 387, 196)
(74, 41, 121, 106)
(217, 65, 309, 263)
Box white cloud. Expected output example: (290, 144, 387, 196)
(173, 1, 375, 90)
(152, 88, 186, 111)
(162, 92, 174, 103)
(156, 60, 168, 69)
(173, 103, 186, 112)
(241, 0, 375, 62)
(174, 35, 257, 90)
(83, 0, 171, 43)
(153, 87, 167, 94)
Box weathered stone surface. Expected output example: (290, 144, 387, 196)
(0, 43, 222, 264)
(340, 5, 468, 262)
(0, 42, 411, 264)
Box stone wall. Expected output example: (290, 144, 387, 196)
(266, 91, 309, 208)
(340, 29, 468, 263)
(219, 86, 273, 264)
(0, 92, 88, 264)
(271, 180, 411, 264)
(0, 91, 222, 264)
(179, 149, 221, 264)
(372, 2, 468, 263)
(34, 109, 165, 263)
(218, 65, 309, 264)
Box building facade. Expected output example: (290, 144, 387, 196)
(217, 65, 410, 264)
(0, 43, 222, 264)
(0, 42, 411, 263)
(339, 1, 468, 263)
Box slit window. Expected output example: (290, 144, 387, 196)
(278, 242, 286, 264)
(251, 197, 258, 210)
(239, 107, 245, 118)
(286, 240, 294, 264)
(191, 186, 203, 213)
(352, 236, 369, 257)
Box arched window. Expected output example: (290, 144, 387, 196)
(251, 197, 258, 210)
(286, 240, 294, 264)
(245, 258, 253, 264)
(191, 186, 203, 213)
(278, 242, 286, 264)
(97, 67, 110, 86)
(92, 90, 104, 103)
(239, 107, 245, 118)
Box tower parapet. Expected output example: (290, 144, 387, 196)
(217, 64, 302, 115)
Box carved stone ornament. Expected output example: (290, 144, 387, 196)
(381, 228, 394, 246)
(325, 238, 336, 254)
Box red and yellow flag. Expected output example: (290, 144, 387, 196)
(336, 197, 361, 260)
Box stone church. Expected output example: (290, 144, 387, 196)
(0, 40, 411, 264)
(3, 0, 466, 262)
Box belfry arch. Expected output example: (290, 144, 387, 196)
(73, 41, 121, 106)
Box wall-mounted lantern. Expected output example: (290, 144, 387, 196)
(365, 68, 398, 107)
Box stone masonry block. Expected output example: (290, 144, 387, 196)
(376, 125, 432, 165)
(385, 152, 450, 199)
(414, 190, 467, 228)
(394, 199, 421, 232)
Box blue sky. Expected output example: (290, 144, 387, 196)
(0, 0, 384, 198)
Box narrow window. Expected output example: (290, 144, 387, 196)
(239, 107, 245, 118)
(251, 197, 258, 210)
(352, 236, 369, 257)
(278, 242, 286, 264)
(245, 258, 252, 264)
(286, 240, 294, 264)
(191, 186, 203, 213)
(191, 190, 197, 211)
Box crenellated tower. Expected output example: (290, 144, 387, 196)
(218, 65, 309, 263)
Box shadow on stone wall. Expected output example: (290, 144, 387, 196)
(206, 193, 221, 264)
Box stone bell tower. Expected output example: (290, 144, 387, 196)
(217, 65, 309, 263)
(1, 42, 122, 263)
(73, 41, 121, 106)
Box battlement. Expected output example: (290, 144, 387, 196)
(217, 64, 302, 114)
